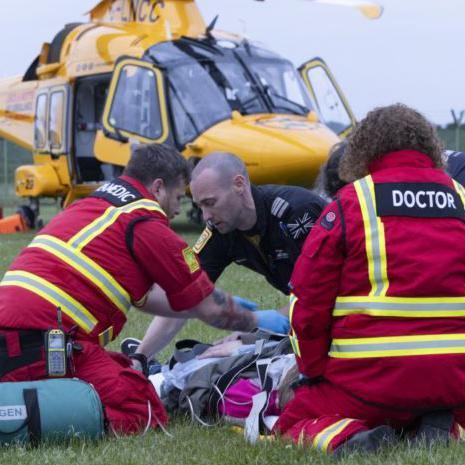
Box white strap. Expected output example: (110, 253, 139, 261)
(244, 391, 269, 444)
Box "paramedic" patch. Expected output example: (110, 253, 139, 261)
(91, 178, 143, 207)
(375, 182, 465, 220)
(183, 247, 200, 273)
(192, 227, 212, 254)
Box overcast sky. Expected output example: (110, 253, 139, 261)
(0, 0, 462, 125)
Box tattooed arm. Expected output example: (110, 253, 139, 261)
(136, 287, 257, 359)
(192, 289, 258, 332)
(141, 286, 257, 330)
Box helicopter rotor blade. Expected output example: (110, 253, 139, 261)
(301, 0, 383, 19)
(253, 0, 383, 20)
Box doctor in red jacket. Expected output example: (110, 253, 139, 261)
(277, 104, 465, 453)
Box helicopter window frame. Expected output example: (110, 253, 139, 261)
(102, 58, 170, 144)
(242, 57, 313, 116)
(49, 88, 67, 154)
(299, 58, 356, 137)
(34, 92, 49, 152)
(164, 58, 235, 147)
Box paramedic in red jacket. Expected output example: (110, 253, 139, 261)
(0, 144, 263, 435)
(277, 104, 465, 453)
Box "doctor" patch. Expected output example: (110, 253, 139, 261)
(375, 182, 465, 220)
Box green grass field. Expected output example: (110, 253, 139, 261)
(0, 211, 463, 464)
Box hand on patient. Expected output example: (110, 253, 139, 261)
(232, 295, 290, 334)
(197, 340, 243, 359)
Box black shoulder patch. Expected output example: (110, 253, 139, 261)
(375, 182, 465, 220)
(91, 178, 143, 207)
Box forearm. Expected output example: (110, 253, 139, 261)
(290, 223, 344, 376)
(292, 298, 332, 378)
(136, 316, 186, 359)
(138, 286, 256, 357)
(192, 289, 258, 332)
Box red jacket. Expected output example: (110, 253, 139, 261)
(290, 150, 465, 409)
(0, 176, 213, 346)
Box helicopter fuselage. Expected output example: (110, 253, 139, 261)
(0, 0, 355, 208)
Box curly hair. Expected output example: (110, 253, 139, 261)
(339, 104, 444, 183)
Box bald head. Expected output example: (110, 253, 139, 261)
(190, 153, 255, 233)
(191, 152, 249, 187)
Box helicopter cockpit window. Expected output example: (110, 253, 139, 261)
(244, 59, 313, 116)
(49, 90, 65, 152)
(304, 65, 352, 134)
(215, 61, 268, 115)
(34, 93, 48, 150)
(108, 64, 162, 140)
(166, 61, 231, 146)
(147, 40, 314, 147)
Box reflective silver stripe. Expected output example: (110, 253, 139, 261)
(30, 235, 130, 314)
(329, 334, 465, 358)
(359, 177, 384, 296)
(69, 200, 163, 249)
(1, 272, 97, 333)
(332, 338, 465, 353)
(313, 418, 353, 451)
(336, 301, 465, 311)
(334, 299, 465, 316)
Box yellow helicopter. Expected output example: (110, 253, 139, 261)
(0, 0, 382, 226)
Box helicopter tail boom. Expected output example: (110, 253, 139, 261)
(0, 77, 36, 151)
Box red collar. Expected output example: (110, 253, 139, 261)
(119, 175, 157, 201)
(368, 150, 435, 173)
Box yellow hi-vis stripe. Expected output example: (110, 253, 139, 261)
(453, 180, 465, 208)
(354, 176, 388, 297)
(0, 271, 98, 333)
(329, 333, 465, 359)
(98, 326, 114, 346)
(312, 418, 355, 452)
(334, 295, 465, 317)
(68, 199, 165, 250)
(29, 235, 131, 316)
(289, 293, 301, 357)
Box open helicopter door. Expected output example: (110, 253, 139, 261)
(18, 84, 74, 200)
(33, 85, 71, 158)
(94, 57, 170, 169)
(299, 58, 356, 138)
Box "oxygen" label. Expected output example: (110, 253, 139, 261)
(0, 405, 27, 421)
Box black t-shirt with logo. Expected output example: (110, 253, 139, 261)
(193, 185, 327, 295)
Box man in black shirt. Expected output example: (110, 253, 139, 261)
(132, 153, 327, 359)
(444, 150, 465, 186)
(193, 175, 326, 295)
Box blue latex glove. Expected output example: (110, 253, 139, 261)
(233, 296, 259, 311)
(255, 310, 290, 335)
